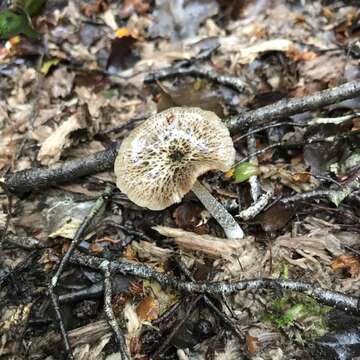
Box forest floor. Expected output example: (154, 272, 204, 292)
(1, 0, 360, 359)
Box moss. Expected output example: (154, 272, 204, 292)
(262, 263, 328, 338)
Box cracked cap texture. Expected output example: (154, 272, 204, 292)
(114, 107, 235, 210)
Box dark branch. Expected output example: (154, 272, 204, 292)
(226, 80, 360, 133)
(144, 65, 247, 93)
(3, 145, 118, 194)
(70, 251, 360, 315)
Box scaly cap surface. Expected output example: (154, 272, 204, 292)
(114, 107, 235, 210)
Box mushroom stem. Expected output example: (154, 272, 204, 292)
(192, 181, 244, 239)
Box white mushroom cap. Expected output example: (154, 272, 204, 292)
(114, 107, 235, 210)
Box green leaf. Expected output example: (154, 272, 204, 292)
(278, 304, 304, 327)
(13, 0, 47, 17)
(234, 162, 259, 183)
(40, 58, 60, 75)
(0, 9, 39, 40)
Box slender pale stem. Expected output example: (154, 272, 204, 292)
(192, 180, 244, 239)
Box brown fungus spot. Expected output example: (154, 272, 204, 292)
(114, 107, 235, 211)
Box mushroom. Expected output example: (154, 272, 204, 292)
(114, 107, 244, 239)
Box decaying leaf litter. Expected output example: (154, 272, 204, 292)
(0, 0, 360, 359)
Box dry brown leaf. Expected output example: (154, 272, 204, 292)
(220, 38, 294, 64)
(153, 225, 242, 257)
(287, 48, 317, 61)
(330, 255, 360, 278)
(256, 203, 294, 232)
(275, 229, 343, 263)
(75, 86, 108, 118)
(173, 202, 209, 234)
(119, 0, 150, 18)
(45, 67, 75, 98)
(299, 53, 345, 84)
(81, 0, 109, 17)
(136, 296, 159, 321)
(131, 240, 173, 261)
(37, 114, 87, 165)
(246, 334, 261, 354)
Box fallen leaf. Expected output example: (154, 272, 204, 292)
(45, 197, 95, 239)
(292, 172, 311, 184)
(119, 0, 150, 18)
(276, 229, 343, 264)
(330, 255, 360, 278)
(37, 113, 87, 165)
(256, 204, 295, 233)
(81, 0, 109, 17)
(0, 303, 32, 334)
(156, 81, 224, 117)
(45, 67, 75, 98)
(149, 0, 219, 40)
(220, 38, 294, 64)
(40, 58, 60, 75)
(136, 296, 159, 321)
(246, 334, 261, 354)
(132, 240, 173, 261)
(287, 48, 317, 62)
(153, 226, 243, 257)
(300, 54, 346, 84)
(173, 202, 209, 234)
(101, 8, 118, 30)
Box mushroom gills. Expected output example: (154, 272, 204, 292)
(192, 180, 244, 239)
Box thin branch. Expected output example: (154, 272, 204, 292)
(246, 135, 261, 202)
(233, 121, 308, 143)
(237, 189, 274, 221)
(70, 252, 360, 315)
(226, 80, 360, 133)
(100, 260, 130, 360)
(153, 295, 203, 359)
(280, 190, 335, 204)
(3, 145, 118, 194)
(48, 185, 113, 359)
(144, 65, 247, 93)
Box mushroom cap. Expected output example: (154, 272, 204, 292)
(114, 107, 235, 210)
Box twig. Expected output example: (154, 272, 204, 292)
(3, 145, 118, 194)
(280, 171, 359, 204)
(280, 190, 335, 204)
(202, 295, 243, 340)
(226, 80, 360, 132)
(235, 142, 299, 166)
(2, 233, 42, 250)
(153, 295, 203, 359)
(70, 252, 360, 314)
(103, 220, 153, 242)
(59, 282, 104, 303)
(100, 260, 130, 360)
(144, 65, 247, 93)
(48, 185, 113, 359)
(233, 121, 308, 143)
(152, 301, 182, 327)
(174, 257, 242, 339)
(247, 135, 261, 202)
(237, 189, 274, 221)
